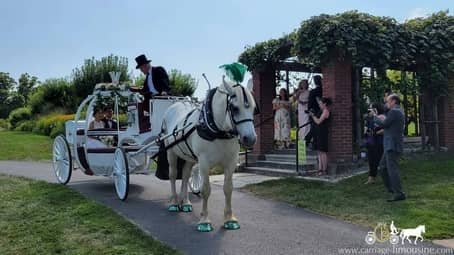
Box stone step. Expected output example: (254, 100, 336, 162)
(240, 166, 299, 177)
(270, 149, 317, 155)
(252, 160, 317, 170)
(270, 149, 297, 155)
(264, 153, 318, 162)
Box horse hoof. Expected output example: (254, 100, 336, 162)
(197, 223, 213, 232)
(168, 204, 180, 212)
(181, 204, 193, 213)
(223, 220, 240, 230)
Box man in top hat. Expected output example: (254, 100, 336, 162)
(132, 54, 170, 102)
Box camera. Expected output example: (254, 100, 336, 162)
(367, 108, 377, 115)
(304, 109, 315, 114)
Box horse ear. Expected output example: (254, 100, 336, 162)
(222, 76, 235, 95)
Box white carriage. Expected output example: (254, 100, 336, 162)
(52, 83, 201, 200)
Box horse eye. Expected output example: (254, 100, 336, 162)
(231, 106, 239, 114)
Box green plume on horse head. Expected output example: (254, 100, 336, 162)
(219, 62, 248, 84)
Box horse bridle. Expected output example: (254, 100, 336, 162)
(223, 84, 259, 133)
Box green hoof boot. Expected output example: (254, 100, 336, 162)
(197, 223, 214, 232)
(223, 221, 240, 230)
(181, 204, 193, 213)
(168, 204, 180, 212)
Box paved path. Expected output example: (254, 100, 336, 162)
(0, 161, 442, 255)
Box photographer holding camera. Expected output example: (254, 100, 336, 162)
(372, 94, 406, 202)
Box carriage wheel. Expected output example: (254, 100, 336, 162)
(52, 135, 72, 185)
(189, 165, 202, 195)
(113, 148, 129, 201)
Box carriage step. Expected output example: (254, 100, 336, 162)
(240, 166, 298, 177)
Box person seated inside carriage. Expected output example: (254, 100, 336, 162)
(87, 108, 108, 148)
(102, 106, 118, 129)
(89, 108, 105, 130)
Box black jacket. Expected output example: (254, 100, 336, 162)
(141, 66, 170, 95)
(308, 86, 323, 113)
(103, 119, 118, 129)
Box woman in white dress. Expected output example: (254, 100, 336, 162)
(294, 80, 310, 141)
(87, 108, 107, 148)
(273, 88, 291, 149)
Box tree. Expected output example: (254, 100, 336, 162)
(134, 73, 146, 87)
(0, 72, 17, 118)
(17, 73, 39, 103)
(168, 69, 197, 97)
(72, 55, 130, 102)
(28, 78, 76, 114)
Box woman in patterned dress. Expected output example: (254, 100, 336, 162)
(273, 88, 291, 149)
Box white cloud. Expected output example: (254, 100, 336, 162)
(406, 8, 428, 20)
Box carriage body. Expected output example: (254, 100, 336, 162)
(52, 83, 195, 200)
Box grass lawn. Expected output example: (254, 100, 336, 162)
(0, 174, 177, 255)
(243, 153, 454, 239)
(0, 131, 52, 161)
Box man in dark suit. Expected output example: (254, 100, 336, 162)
(305, 75, 323, 146)
(102, 107, 118, 129)
(132, 54, 171, 109)
(373, 94, 406, 202)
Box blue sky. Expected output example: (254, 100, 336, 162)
(1, 0, 451, 98)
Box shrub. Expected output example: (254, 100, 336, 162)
(49, 121, 66, 138)
(28, 79, 76, 115)
(8, 107, 32, 129)
(0, 118, 9, 130)
(34, 114, 74, 137)
(14, 120, 36, 132)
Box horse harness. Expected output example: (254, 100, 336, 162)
(159, 85, 259, 160)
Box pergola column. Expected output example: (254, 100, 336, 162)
(321, 58, 354, 164)
(252, 69, 276, 155)
(439, 73, 454, 149)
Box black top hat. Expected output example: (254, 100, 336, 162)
(135, 54, 151, 69)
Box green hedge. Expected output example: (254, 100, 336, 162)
(14, 120, 36, 132)
(0, 119, 9, 130)
(4, 112, 127, 139)
(34, 114, 74, 138)
(8, 107, 32, 129)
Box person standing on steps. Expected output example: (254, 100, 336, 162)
(294, 79, 310, 143)
(306, 75, 323, 149)
(273, 88, 291, 149)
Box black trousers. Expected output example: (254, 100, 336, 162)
(367, 144, 384, 177)
(378, 150, 403, 194)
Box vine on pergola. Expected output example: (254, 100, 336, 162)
(239, 10, 454, 97)
(238, 34, 295, 72)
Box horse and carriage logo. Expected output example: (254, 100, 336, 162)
(365, 221, 426, 245)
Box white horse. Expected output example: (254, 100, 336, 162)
(400, 225, 425, 245)
(160, 77, 257, 232)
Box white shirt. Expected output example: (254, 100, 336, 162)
(147, 67, 159, 95)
